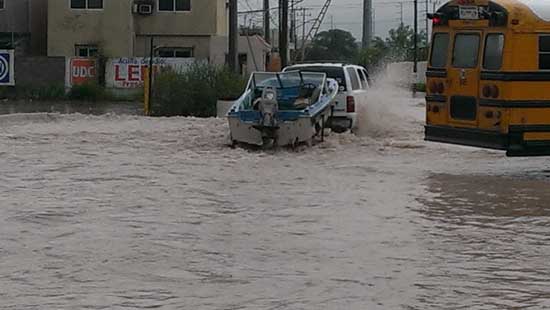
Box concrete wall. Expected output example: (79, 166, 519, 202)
(0, 0, 29, 33)
(134, 35, 212, 60)
(209, 35, 228, 65)
(48, 0, 134, 57)
(29, 0, 48, 55)
(0, 0, 47, 56)
(15, 56, 66, 87)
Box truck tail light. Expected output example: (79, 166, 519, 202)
(346, 96, 356, 113)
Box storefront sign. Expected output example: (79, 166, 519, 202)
(0, 50, 15, 86)
(106, 57, 194, 89)
(65, 58, 97, 87)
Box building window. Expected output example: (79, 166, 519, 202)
(0, 0, 4, 10)
(159, 0, 191, 12)
(158, 47, 194, 58)
(75, 45, 99, 57)
(71, 0, 103, 9)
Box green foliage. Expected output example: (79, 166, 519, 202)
(357, 24, 428, 73)
(152, 62, 246, 117)
(413, 83, 426, 92)
(26, 84, 66, 100)
(357, 37, 390, 73)
(68, 82, 106, 101)
(305, 29, 358, 62)
(386, 24, 427, 62)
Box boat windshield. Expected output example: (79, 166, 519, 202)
(250, 71, 326, 90)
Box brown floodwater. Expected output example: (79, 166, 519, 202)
(1, 89, 550, 309)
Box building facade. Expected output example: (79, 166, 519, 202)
(0, 0, 48, 55)
(47, 0, 228, 63)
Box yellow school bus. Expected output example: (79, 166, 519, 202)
(425, 0, 550, 156)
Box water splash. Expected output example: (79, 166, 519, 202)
(355, 70, 423, 139)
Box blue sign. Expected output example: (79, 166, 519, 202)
(0, 50, 15, 86)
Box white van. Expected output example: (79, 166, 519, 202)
(283, 63, 370, 132)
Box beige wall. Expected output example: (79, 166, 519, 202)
(239, 35, 271, 74)
(48, 0, 228, 58)
(215, 0, 228, 36)
(135, 0, 226, 36)
(48, 0, 134, 57)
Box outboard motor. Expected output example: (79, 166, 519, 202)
(258, 87, 279, 128)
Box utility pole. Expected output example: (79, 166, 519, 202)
(229, 0, 238, 73)
(372, 8, 375, 36)
(302, 7, 307, 47)
(362, 0, 372, 49)
(414, 0, 418, 73)
(264, 0, 270, 44)
(280, 0, 289, 68)
(425, 0, 429, 48)
(399, 2, 404, 25)
(291, 0, 297, 52)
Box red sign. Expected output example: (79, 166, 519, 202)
(71, 58, 96, 86)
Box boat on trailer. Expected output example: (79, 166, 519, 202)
(227, 71, 339, 147)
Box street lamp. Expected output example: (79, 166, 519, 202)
(146, 36, 166, 116)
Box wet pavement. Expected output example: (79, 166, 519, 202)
(1, 90, 550, 309)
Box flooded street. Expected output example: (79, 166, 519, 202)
(2, 89, 550, 309)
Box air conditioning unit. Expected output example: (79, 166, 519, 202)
(133, 4, 153, 15)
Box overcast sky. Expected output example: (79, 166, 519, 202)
(242, 0, 436, 41)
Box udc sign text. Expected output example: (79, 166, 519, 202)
(66, 58, 97, 87)
(0, 50, 15, 86)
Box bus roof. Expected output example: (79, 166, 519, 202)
(515, 0, 550, 21)
(437, 0, 550, 27)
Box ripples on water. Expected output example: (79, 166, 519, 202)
(416, 174, 550, 309)
(2, 107, 550, 309)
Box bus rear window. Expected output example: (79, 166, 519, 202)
(539, 36, 550, 70)
(483, 34, 504, 70)
(430, 33, 449, 68)
(453, 33, 480, 68)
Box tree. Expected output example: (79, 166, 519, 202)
(305, 29, 358, 62)
(357, 37, 389, 72)
(357, 24, 428, 73)
(385, 24, 427, 62)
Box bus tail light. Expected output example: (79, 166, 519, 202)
(482, 85, 491, 97)
(490, 85, 499, 98)
(427, 13, 447, 26)
(437, 81, 445, 93)
(429, 81, 445, 94)
(483, 85, 500, 98)
(429, 81, 438, 93)
(346, 96, 356, 113)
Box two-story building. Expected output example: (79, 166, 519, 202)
(0, 0, 48, 55)
(47, 0, 228, 63)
